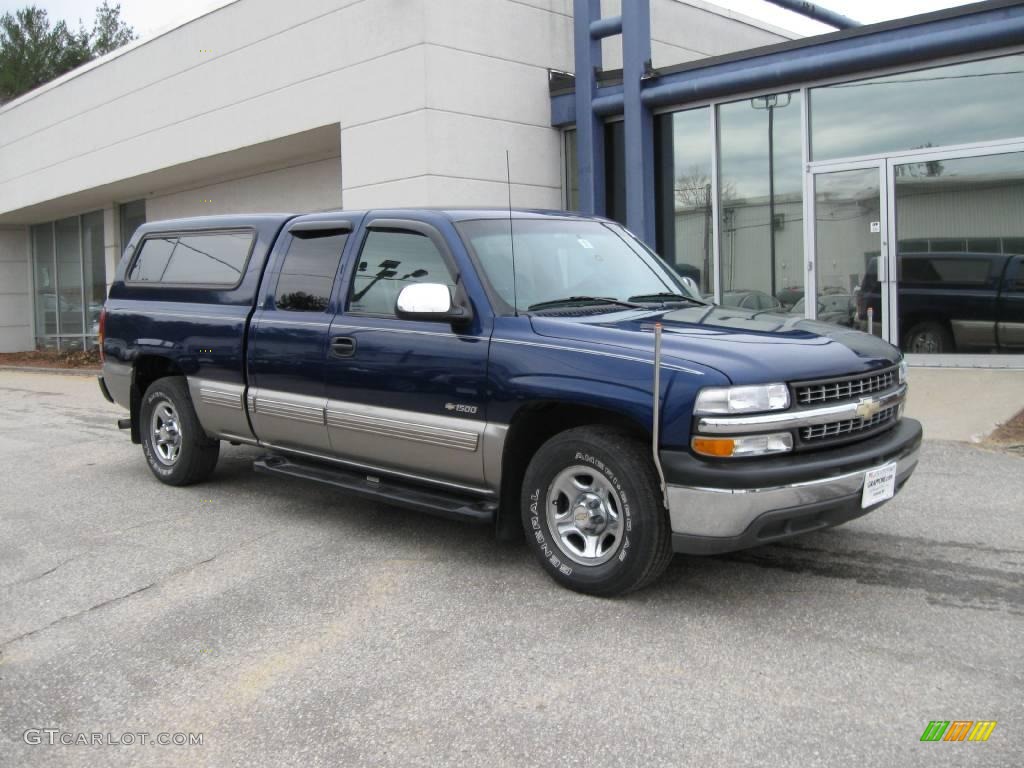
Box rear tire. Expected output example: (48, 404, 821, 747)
(903, 321, 954, 354)
(521, 426, 673, 596)
(140, 376, 220, 486)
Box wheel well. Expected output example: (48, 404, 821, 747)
(129, 356, 185, 444)
(494, 402, 648, 541)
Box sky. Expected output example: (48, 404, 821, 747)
(0, 0, 987, 41)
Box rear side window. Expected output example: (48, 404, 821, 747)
(274, 230, 348, 312)
(349, 230, 454, 316)
(128, 231, 254, 286)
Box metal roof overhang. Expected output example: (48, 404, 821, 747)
(551, 0, 1024, 127)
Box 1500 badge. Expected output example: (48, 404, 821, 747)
(445, 403, 478, 415)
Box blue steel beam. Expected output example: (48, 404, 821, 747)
(552, 2, 1024, 125)
(764, 0, 860, 30)
(573, 0, 604, 216)
(622, 0, 655, 245)
(590, 15, 622, 39)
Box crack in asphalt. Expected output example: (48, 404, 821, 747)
(0, 555, 84, 589)
(0, 531, 278, 649)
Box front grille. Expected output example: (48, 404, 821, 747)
(800, 405, 898, 442)
(795, 366, 898, 406)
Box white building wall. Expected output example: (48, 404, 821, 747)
(145, 157, 343, 222)
(0, 228, 32, 352)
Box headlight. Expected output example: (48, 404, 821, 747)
(692, 432, 793, 458)
(694, 383, 790, 415)
(898, 359, 908, 384)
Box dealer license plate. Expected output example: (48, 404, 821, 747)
(861, 462, 897, 509)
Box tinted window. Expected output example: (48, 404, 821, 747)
(127, 237, 176, 282)
(128, 231, 253, 285)
(349, 230, 454, 316)
(274, 231, 348, 312)
(900, 256, 992, 286)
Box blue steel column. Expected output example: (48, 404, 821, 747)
(573, 0, 605, 216)
(623, 1, 655, 245)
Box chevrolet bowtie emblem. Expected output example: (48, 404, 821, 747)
(856, 397, 882, 420)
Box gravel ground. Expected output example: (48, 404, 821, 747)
(0, 370, 1021, 768)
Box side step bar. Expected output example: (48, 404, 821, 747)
(253, 454, 497, 525)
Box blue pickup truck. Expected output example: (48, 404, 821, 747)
(98, 209, 922, 595)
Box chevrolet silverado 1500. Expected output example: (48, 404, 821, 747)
(99, 209, 922, 595)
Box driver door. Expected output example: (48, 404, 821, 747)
(322, 218, 491, 489)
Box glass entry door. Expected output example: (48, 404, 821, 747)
(887, 149, 1024, 356)
(808, 164, 888, 339)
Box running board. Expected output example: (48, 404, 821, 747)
(253, 455, 497, 525)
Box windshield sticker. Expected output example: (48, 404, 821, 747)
(577, 238, 594, 249)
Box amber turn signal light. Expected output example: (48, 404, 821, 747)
(692, 437, 736, 457)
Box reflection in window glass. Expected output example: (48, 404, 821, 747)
(129, 232, 253, 285)
(564, 129, 579, 211)
(892, 151, 1024, 354)
(604, 121, 626, 226)
(350, 231, 454, 316)
(127, 237, 176, 282)
(718, 91, 803, 309)
(161, 233, 252, 285)
(32, 224, 56, 343)
(55, 217, 83, 342)
(274, 232, 348, 312)
(654, 107, 713, 293)
(82, 211, 106, 337)
(811, 54, 1024, 161)
(119, 199, 146, 254)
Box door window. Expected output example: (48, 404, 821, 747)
(274, 231, 348, 312)
(349, 230, 454, 316)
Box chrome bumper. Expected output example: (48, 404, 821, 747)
(667, 445, 920, 539)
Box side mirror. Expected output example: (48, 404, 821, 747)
(395, 283, 470, 323)
(679, 276, 700, 298)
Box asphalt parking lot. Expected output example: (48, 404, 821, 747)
(0, 370, 1021, 767)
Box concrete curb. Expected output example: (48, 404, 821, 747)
(0, 365, 100, 377)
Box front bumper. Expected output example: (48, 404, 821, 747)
(664, 419, 922, 555)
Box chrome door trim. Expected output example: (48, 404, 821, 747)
(187, 378, 254, 441)
(246, 387, 330, 452)
(326, 408, 479, 452)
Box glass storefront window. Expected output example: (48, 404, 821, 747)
(30, 211, 107, 350)
(32, 224, 56, 345)
(718, 90, 803, 310)
(654, 106, 713, 293)
(83, 211, 106, 337)
(811, 53, 1024, 161)
(119, 199, 146, 255)
(892, 152, 1024, 355)
(562, 125, 626, 225)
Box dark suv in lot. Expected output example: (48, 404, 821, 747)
(857, 252, 1024, 353)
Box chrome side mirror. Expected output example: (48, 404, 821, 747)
(395, 283, 470, 323)
(679, 276, 700, 299)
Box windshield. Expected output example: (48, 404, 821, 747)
(456, 218, 693, 313)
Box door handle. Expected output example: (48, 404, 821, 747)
(330, 336, 356, 358)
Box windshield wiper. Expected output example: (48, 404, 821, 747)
(627, 292, 707, 305)
(527, 296, 644, 312)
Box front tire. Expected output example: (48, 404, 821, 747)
(521, 426, 673, 596)
(140, 376, 220, 486)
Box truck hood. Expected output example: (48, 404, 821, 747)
(530, 304, 901, 384)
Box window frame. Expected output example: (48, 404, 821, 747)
(124, 227, 257, 289)
(343, 219, 461, 320)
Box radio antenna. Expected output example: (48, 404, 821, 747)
(506, 150, 519, 317)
